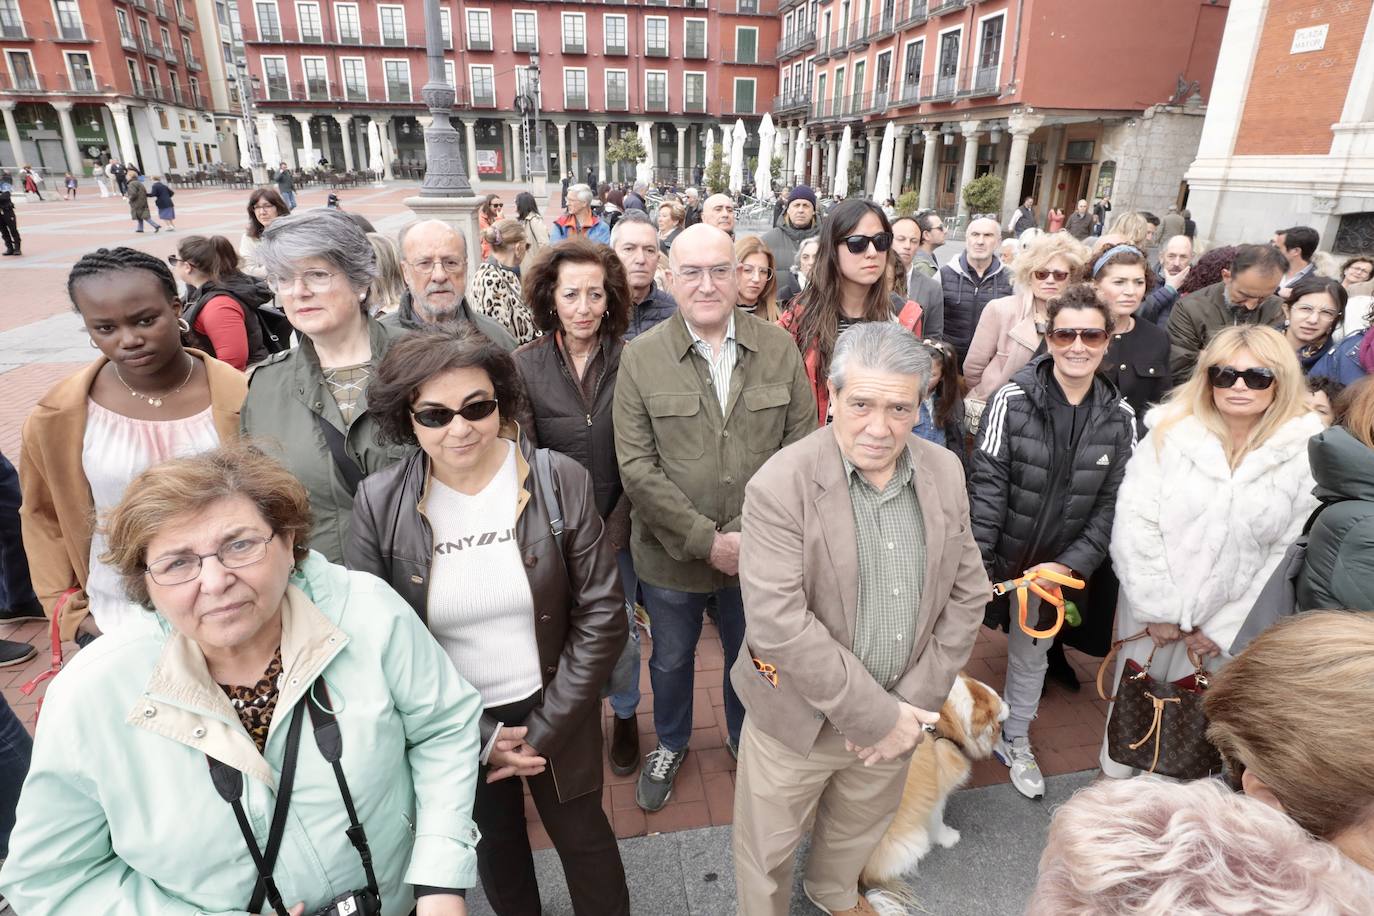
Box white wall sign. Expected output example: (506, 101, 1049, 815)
(1290, 24, 1328, 54)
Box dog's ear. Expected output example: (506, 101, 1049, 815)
(966, 677, 1003, 735)
(937, 674, 975, 747)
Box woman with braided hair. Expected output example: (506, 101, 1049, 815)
(19, 247, 247, 646)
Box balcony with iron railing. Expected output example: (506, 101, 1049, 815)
(605, 41, 628, 55)
(179, 11, 195, 31)
(301, 79, 330, 101)
(130, 0, 147, 9)
(932, 70, 957, 99)
(53, 17, 88, 41)
(0, 21, 27, 39)
(342, 82, 367, 101)
(895, 76, 924, 106)
(119, 30, 137, 49)
(896, 0, 928, 29)
(774, 92, 809, 114)
(929, 0, 967, 14)
(685, 39, 708, 59)
(606, 91, 628, 111)
(645, 42, 668, 58)
(154, 0, 170, 20)
(564, 92, 588, 110)
(845, 17, 871, 51)
(470, 88, 497, 107)
(163, 46, 178, 63)
(684, 95, 705, 113)
(563, 39, 587, 54)
(645, 93, 668, 112)
(171, 87, 205, 107)
(0, 73, 43, 92)
(140, 35, 163, 58)
(468, 34, 492, 51)
(514, 35, 536, 52)
(724, 51, 775, 66)
(777, 27, 815, 60)
(186, 56, 202, 71)
(239, 20, 437, 48)
(386, 80, 411, 102)
(874, 7, 896, 38)
(813, 32, 833, 62)
(967, 64, 999, 97)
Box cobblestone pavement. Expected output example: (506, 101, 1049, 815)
(0, 183, 1105, 860)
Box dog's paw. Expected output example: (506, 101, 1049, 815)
(934, 824, 961, 848)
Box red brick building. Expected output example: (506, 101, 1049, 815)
(0, 0, 221, 178)
(236, 0, 781, 184)
(776, 0, 1230, 224)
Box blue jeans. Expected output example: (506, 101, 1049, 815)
(607, 549, 642, 720)
(641, 583, 745, 752)
(282, 190, 297, 210)
(0, 692, 31, 857)
(135, 217, 160, 231)
(0, 451, 37, 610)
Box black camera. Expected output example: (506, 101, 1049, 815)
(311, 889, 381, 916)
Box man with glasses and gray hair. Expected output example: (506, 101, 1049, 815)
(613, 210, 678, 340)
(614, 223, 815, 813)
(730, 320, 988, 916)
(389, 219, 517, 350)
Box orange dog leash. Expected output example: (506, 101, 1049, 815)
(991, 569, 1086, 639)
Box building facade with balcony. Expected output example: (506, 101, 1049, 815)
(777, 0, 1230, 226)
(235, 0, 780, 183)
(0, 0, 221, 177)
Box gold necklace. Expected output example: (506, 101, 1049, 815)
(113, 354, 195, 408)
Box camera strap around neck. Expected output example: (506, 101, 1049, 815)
(206, 676, 381, 916)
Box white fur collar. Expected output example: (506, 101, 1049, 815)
(1146, 408, 1323, 484)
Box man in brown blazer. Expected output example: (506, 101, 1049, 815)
(730, 322, 990, 916)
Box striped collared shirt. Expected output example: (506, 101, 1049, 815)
(686, 312, 738, 413)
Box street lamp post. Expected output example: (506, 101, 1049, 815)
(417, 0, 472, 196)
(228, 63, 267, 185)
(525, 52, 547, 193)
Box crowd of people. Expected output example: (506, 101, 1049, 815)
(0, 174, 1370, 916)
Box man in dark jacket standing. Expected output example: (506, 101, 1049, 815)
(940, 217, 1012, 358)
(1007, 197, 1037, 237)
(390, 219, 518, 350)
(1065, 200, 1094, 240)
(759, 185, 820, 274)
(1167, 244, 1287, 384)
(0, 183, 18, 256)
(969, 287, 1135, 800)
(613, 211, 678, 340)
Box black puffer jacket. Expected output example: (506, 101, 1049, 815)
(940, 253, 1012, 359)
(183, 273, 277, 365)
(969, 355, 1137, 629)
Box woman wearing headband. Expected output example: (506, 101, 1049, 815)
(1090, 243, 1172, 436)
(1103, 325, 1320, 778)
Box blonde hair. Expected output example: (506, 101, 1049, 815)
(1105, 211, 1154, 249)
(100, 443, 313, 608)
(1013, 232, 1090, 290)
(1206, 610, 1374, 842)
(1152, 325, 1311, 468)
(1030, 775, 1374, 916)
(485, 218, 526, 252)
(735, 235, 780, 322)
(658, 199, 685, 228)
(367, 232, 405, 316)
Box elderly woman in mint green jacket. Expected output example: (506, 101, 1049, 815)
(0, 443, 482, 916)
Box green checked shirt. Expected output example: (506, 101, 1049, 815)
(844, 445, 927, 689)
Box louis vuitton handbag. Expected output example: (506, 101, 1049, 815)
(1096, 631, 1223, 779)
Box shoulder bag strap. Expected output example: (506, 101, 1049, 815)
(206, 697, 308, 916)
(1301, 497, 1352, 537)
(533, 448, 565, 550)
(305, 679, 382, 903)
(316, 414, 365, 496)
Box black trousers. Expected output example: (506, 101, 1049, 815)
(0, 213, 18, 252)
(475, 693, 629, 916)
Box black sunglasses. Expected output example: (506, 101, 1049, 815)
(841, 232, 894, 255)
(166, 254, 180, 266)
(1047, 327, 1110, 347)
(1208, 365, 1275, 391)
(411, 399, 500, 428)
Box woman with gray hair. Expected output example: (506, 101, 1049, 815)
(241, 207, 413, 562)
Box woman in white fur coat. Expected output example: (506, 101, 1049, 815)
(1101, 325, 1321, 778)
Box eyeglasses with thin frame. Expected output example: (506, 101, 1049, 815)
(145, 534, 276, 586)
(411, 399, 500, 428)
(266, 269, 336, 293)
(407, 257, 467, 276)
(1032, 268, 1071, 282)
(1047, 327, 1110, 347)
(739, 264, 774, 280)
(1289, 303, 1340, 323)
(1207, 365, 1275, 391)
(840, 233, 894, 255)
(675, 264, 735, 285)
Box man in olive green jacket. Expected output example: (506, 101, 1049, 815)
(1166, 243, 1287, 384)
(615, 224, 816, 813)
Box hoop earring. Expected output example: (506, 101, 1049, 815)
(177, 318, 191, 333)
(89, 338, 99, 349)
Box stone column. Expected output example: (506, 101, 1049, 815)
(333, 114, 355, 170)
(595, 123, 606, 183)
(955, 120, 982, 228)
(1, 103, 24, 172)
(553, 121, 569, 181)
(676, 124, 688, 184)
(809, 135, 822, 188)
(105, 102, 140, 165)
(1001, 113, 1044, 226)
(826, 135, 838, 190)
(375, 114, 394, 180)
(506, 121, 522, 181)
(864, 128, 881, 195)
(460, 119, 480, 188)
(918, 129, 940, 209)
(794, 125, 806, 184)
(1040, 123, 1064, 213)
(293, 113, 315, 166)
(891, 125, 909, 195)
(49, 102, 84, 175)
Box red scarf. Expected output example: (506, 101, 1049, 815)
(1359, 326, 1374, 375)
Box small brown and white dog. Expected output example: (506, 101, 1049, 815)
(860, 673, 1009, 914)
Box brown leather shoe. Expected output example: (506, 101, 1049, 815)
(609, 714, 640, 775)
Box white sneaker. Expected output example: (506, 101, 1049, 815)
(994, 733, 1046, 799)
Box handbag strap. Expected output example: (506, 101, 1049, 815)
(1095, 629, 1151, 702)
(316, 414, 365, 496)
(1127, 691, 1183, 774)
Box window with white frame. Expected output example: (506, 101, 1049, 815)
(146, 62, 163, 93)
(935, 26, 960, 95)
(733, 77, 755, 112)
(738, 0, 757, 12)
(469, 64, 494, 105)
(54, 0, 83, 39)
(0, 0, 25, 38)
(160, 26, 173, 55)
(735, 25, 757, 63)
(383, 58, 410, 101)
(605, 69, 627, 109)
(603, 14, 627, 55)
(64, 51, 94, 91)
(189, 75, 200, 103)
(466, 9, 490, 50)
(296, 1, 322, 40)
(125, 57, 140, 91)
(645, 16, 667, 56)
(438, 8, 451, 48)
(182, 34, 194, 61)
(444, 60, 455, 90)
(340, 56, 366, 99)
(513, 10, 536, 52)
(114, 8, 132, 43)
(645, 70, 667, 110)
(302, 56, 328, 98)
(378, 5, 405, 44)
(253, 2, 279, 39)
(262, 55, 288, 98)
(563, 67, 587, 107)
(684, 18, 707, 58)
(901, 37, 922, 99)
(975, 13, 1004, 91)
(684, 70, 704, 111)
(561, 12, 585, 53)
(333, 2, 359, 42)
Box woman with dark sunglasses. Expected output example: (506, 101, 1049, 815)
(1103, 324, 1320, 778)
(1090, 243, 1172, 436)
(779, 198, 923, 425)
(347, 325, 631, 916)
(969, 284, 1137, 801)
